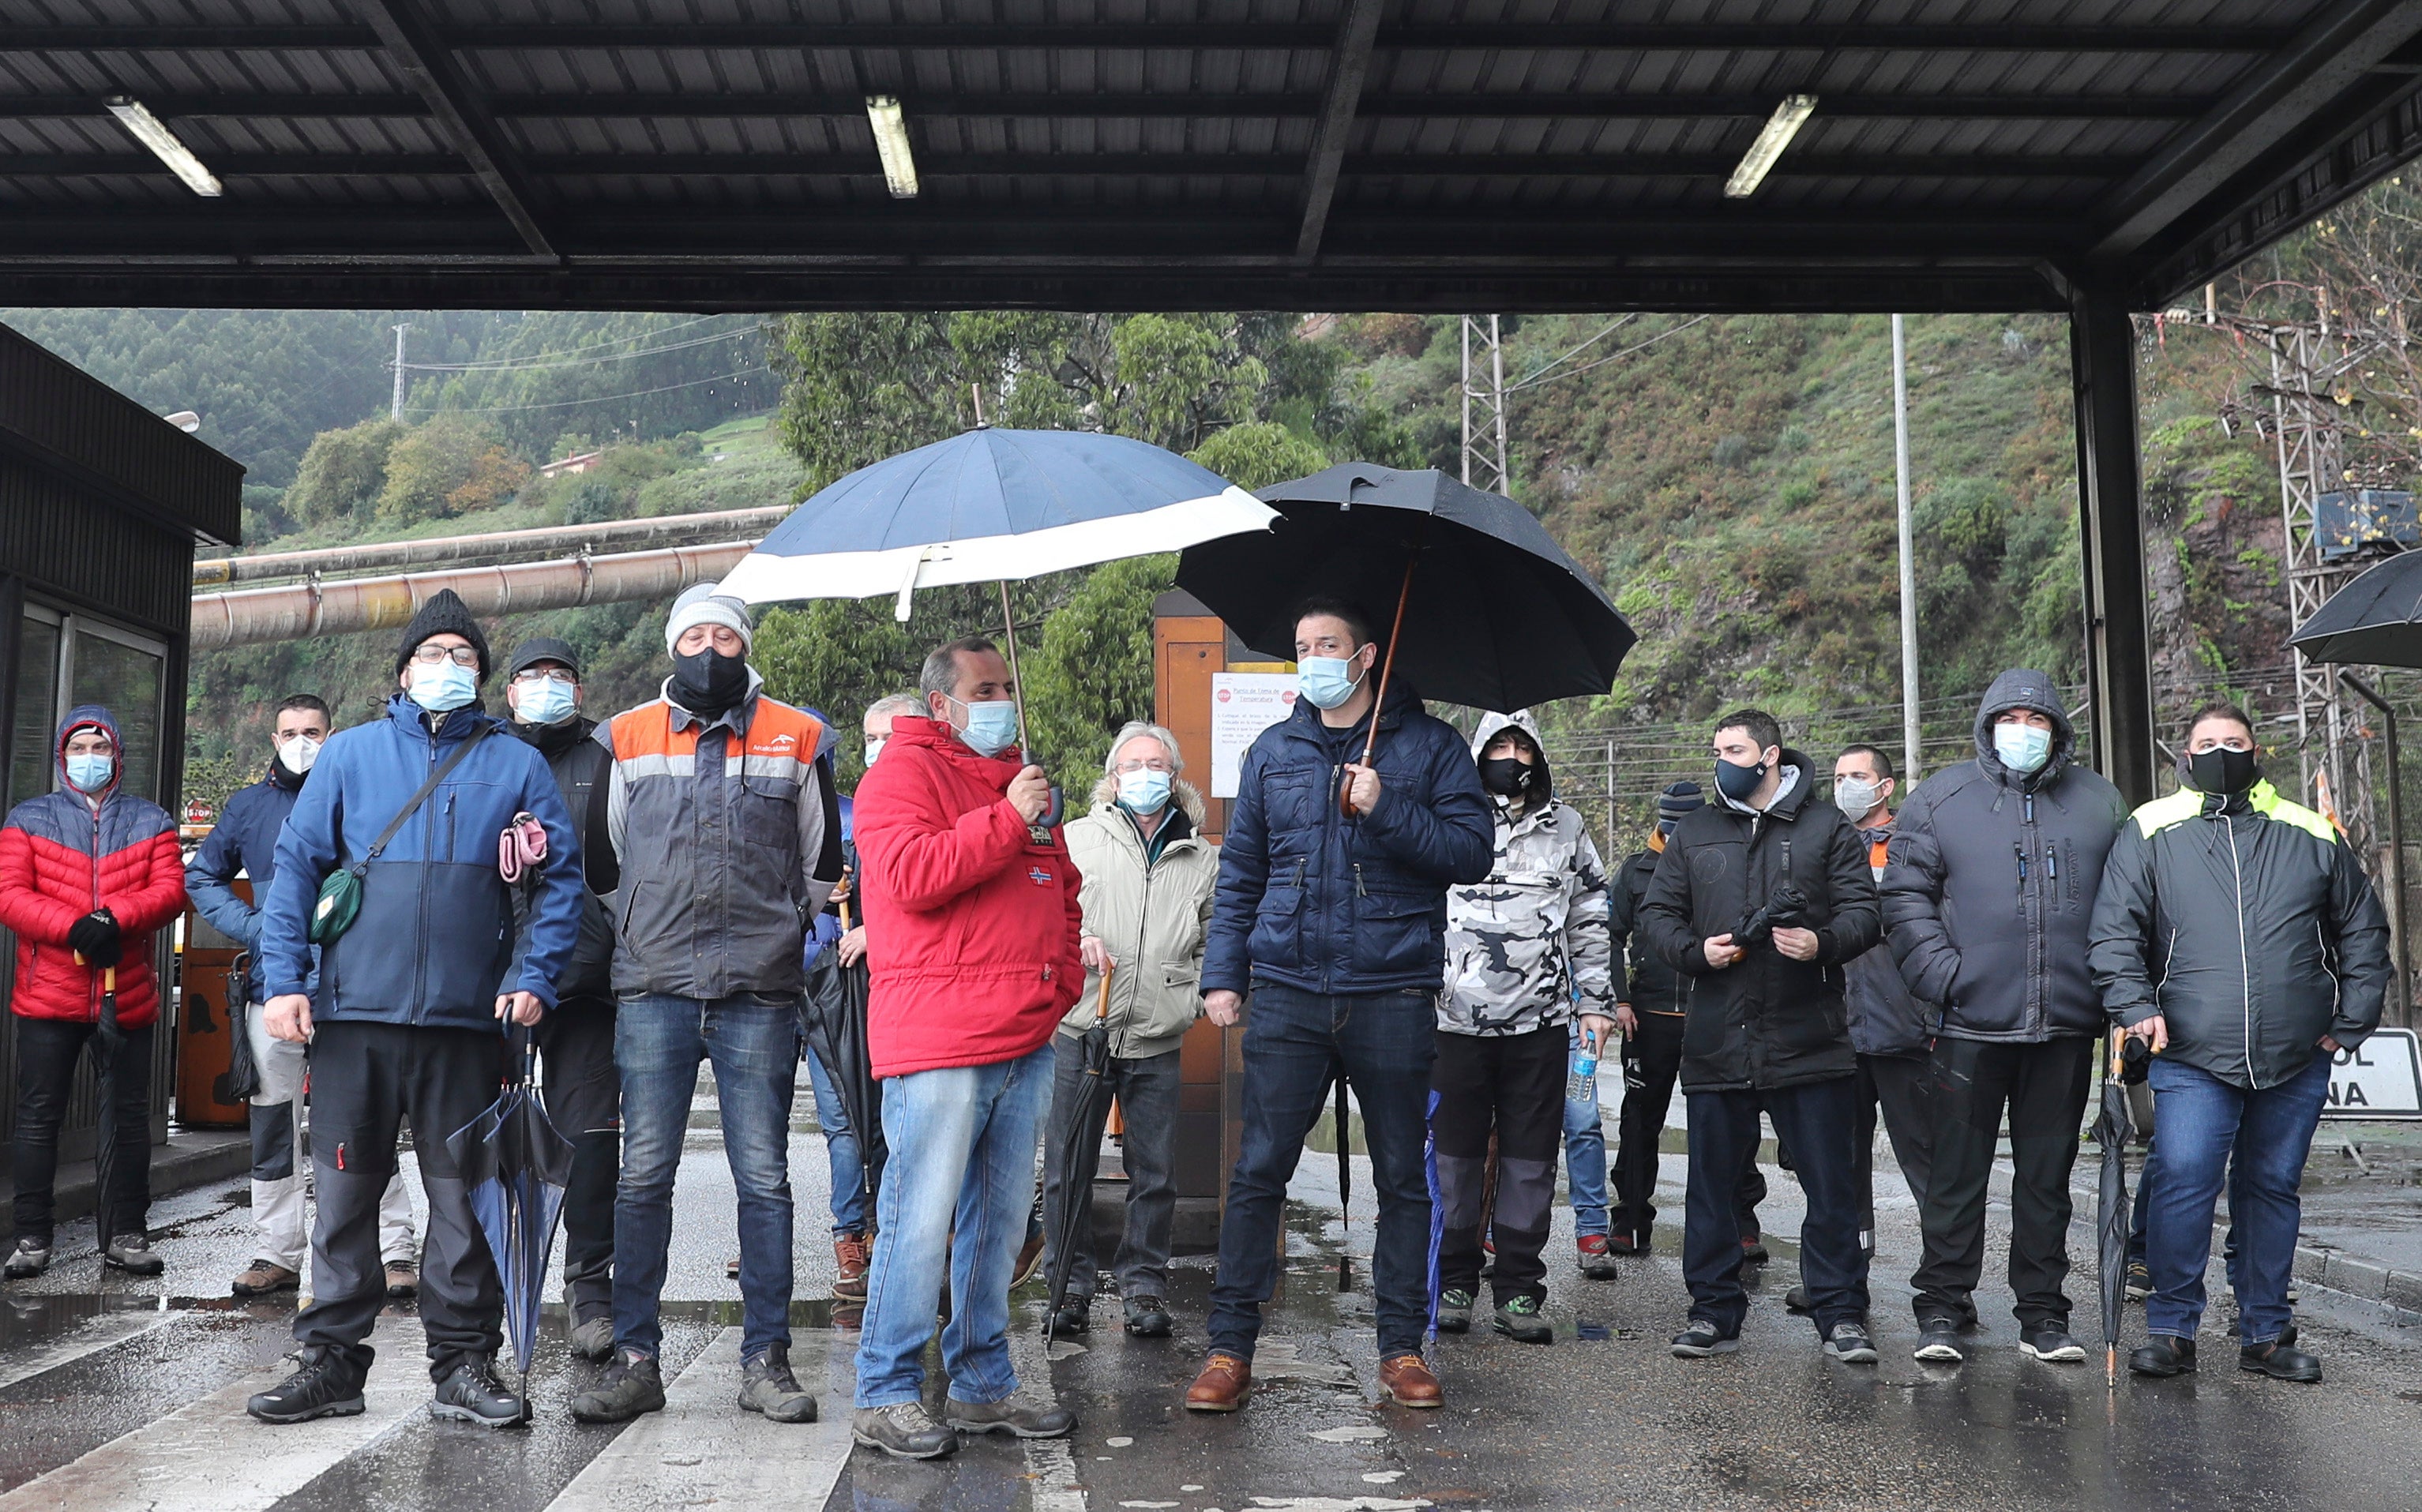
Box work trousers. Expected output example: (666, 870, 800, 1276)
(1683, 1075, 1871, 1338)
(534, 996, 618, 1326)
(1610, 1011, 1763, 1247)
(1039, 1037, 1181, 1306)
(1911, 1034, 2093, 1330)
(1433, 1022, 1568, 1304)
(1855, 1050, 1936, 1252)
(244, 1002, 415, 1274)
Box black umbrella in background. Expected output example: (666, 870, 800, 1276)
(1043, 969, 1117, 1343)
(2094, 1034, 2138, 1388)
(799, 899, 888, 1210)
(446, 1027, 573, 1416)
(2287, 549, 2422, 666)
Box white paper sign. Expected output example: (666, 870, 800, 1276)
(2322, 1028, 2422, 1120)
(1209, 673, 1299, 798)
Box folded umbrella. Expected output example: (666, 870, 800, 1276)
(84, 964, 126, 1252)
(1044, 968, 1116, 1343)
(2288, 548, 2422, 666)
(2094, 1033, 2136, 1388)
(799, 900, 888, 1211)
(446, 1027, 573, 1413)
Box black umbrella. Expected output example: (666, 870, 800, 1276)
(445, 1027, 573, 1416)
(2287, 549, 2422, 666)
(1043, 969, 1117, 1343)
(800, 899, 888, 1210)
(2093, 1034, 2137, 1388)
(85, 964, 126, 1253)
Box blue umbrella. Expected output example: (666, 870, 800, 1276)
(446, 1029, 573, 1414)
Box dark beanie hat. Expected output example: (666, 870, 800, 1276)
(394, 588, 491, 680)
(1658, 780, 1705, 824)
(507, 636, 582, 680)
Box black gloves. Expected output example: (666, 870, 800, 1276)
(66, 909, 122, 968)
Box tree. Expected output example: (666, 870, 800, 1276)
(1023, 555, 1177, 788)
(375, 415, 516, 525)
(1188, 422, 1331, 491)
(284, 418, 403, 526)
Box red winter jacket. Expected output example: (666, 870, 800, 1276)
(854, 715, 1083, 1078)
(0, 707, 186, 1029)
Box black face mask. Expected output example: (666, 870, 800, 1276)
(1480, 756, 1537, 798)
(1714, 756, 1769, 803)
(2184, 745, 2259, 797)
(670, 647, 750, 716)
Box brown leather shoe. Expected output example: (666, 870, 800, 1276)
(1184, 1353, 1252, 1412)
(832, 1232, 872, 1301)
(1378, 1352, 1444, 1409)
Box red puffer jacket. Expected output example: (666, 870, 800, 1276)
(0, 706, 186, 1029)
(854, 715, 1083, 1079)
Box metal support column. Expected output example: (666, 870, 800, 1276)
(2070, 279, 2157, 807)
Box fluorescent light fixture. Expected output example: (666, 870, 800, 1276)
(105, 95, 223, 197)
(866, 95, 918, 199)
(1723, 94, 1816, 200)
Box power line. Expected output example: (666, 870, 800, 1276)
(402, 364, 773, 415)
(402, 321, 764, 373)
(1506, 315, 1711, 392)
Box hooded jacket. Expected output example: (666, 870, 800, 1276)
(0, 707, 185, 1029)
(1061, 779, 1218, 1060)
(1609, 843, 1681, 1014)
(1639, 748, 1881, 1092)
(1440, 711, 1613, 1037)
(1202, 681, 1494, 1000)
(509, 712, 618, 1004)
(1882, 670, 2128, 1042)
(186, 757, 311, 1005)
(2089, 777, 2389, 1090)
(1839, 816, 1932, 1058)
(854, 715, 1085, 1078)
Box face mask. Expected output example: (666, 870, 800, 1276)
(1117, 768, 1173, 815)
(1714, 755, 1768, 803)
(63, 752, 114, 794)
(1992, 722, 2052, 775)
(515, 681, 576, 726)
(276, 735, 321, 775)
(1480, 756, 1536, 799)
(953, 696, 1020, 758)
(2185, 745, 2260, 797)
(1297, 654, 1366, 711)
(1834, 775, 1882, 819)
(863, 738, 886, 768)
(670, 647, 751, 715)
(407, 662, 479, 714)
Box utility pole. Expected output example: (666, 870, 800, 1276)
(1893, 314, 1920, 783)
(1461, 314, 1509, 494)
(390, 322, 409, 422)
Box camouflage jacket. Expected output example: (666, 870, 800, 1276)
(1441, 796, 1614, 1036)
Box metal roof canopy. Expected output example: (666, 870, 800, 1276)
(4, 2, 2422, 313)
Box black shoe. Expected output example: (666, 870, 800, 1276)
(3, 1237, 52, 1280)
(1049, 1302, 1090, 1336)
(570, 1349, 666, 1423)
(1122, 1295, 1173, 1338)
(1784, 1284, 1813, 1314)
(2128, 1335, 2197, 1378)
(2020, 1323, 2087, 1364)
(1823, 1322, 1879, 1364)
(1913, 1319, 1966, 1364)
(432, 1356, 527, 1428)
(738, 1345, 819, 1421)
(1740, 1236, 1770, 1267)
(2123, 1258, 2152, 1302)
(248, 1348, 366, 1424)
(1436, 1288, 1475, 1334)
(1492, 1295, 1553, 1345)
(2240, 1338, 2322, 1383)
(1605, 1230, 1647, 1257)
(103, 1233, 164, 1275)
(1669, 1320, 1739, 1358)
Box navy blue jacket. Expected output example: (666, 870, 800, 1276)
(1203, 684, 1493, 998)
(185, 766, 309, 1004)
(258, 695, 585, 1031)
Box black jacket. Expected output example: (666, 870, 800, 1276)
(2089, 778, 2390, 1090)
(1883, 669, 2127, 1042)
(1842, 818, 1932, 1059)
(1610, 845, 1682, 1014)
(511, 714, 618, 1004)
(185, 764, 307, 1004)
(1639, 749, 1881, 1093)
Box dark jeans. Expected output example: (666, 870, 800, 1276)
(295, 1020, 505, 1381)
(10, 1015, 153, 1247)
(1208, 981, 1436, 1360)
(535, 996, 618, 1326)
(1040, 1036, 1181, 1305)
(1433, 1022, 1567, 1304)
(1912, 1035, 2093, 1330)
(1684, 1076, 1870, 1338)
(1856, 1051, 1936, 1251)
(1611, 1011, 1763, 1246)
(2127, 1135, 2244, 1287)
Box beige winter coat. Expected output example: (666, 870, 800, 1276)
(1061, 782, 1219, 1060)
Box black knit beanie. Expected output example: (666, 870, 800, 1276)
(1658, 780, 1706, 824)
(395, 588, 491, 681)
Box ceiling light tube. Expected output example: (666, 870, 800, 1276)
(1724, 94, 1816, 200)
(866, 95, 918, 199)
(105, 95, 223, 197)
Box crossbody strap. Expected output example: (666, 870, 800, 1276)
(354, 726, 494, 872)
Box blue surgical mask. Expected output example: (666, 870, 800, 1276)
(408, 662, 479, 714)
(1993, 722, 2052, 775)
(1297, 654, 1365, 711)
(515, 680, 576, 726)
(863, 738, 886, 768)
(954, 697, 1020, 758)
(63, 752, 114, 794)
(1117, 768, 1172, 815)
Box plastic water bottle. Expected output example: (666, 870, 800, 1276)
(1566, 1037, 1600, 1105)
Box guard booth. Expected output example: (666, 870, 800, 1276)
(0, 323, 242, 1172)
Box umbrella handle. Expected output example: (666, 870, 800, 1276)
(1342, 550, 1421, 817)
(1093, 960, 1113, 1023)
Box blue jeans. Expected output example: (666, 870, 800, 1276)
(2143, 1053, 2330, 1347)
(1564, 1024, 1609, 1236)
(854, 1044, 1052, 1409)
(612, 993, 800, 1363)
(1208, 981, 1437, 1360)
(805, 1047, 868, 1236)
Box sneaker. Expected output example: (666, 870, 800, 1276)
(1913, 1319, 1967, 1364)
(1823, 1322, 1879, 1364)
(2, 1238, 51, 1280)
(1783, 1283, 1813, 1314)
(1575, 1234, 1620, 1281)
(738, 1345, 819, 1422)
(1492, 1295, 1553, 1345)
(2240, 1337, 2322, 1383)
(431, 1356, 526, 1428)
(2128, 1334, 2197, 1378)
(2123, 1258, 2152, 1301)
(1436, 1288, 1476, 1334)
(103, 1233, 164, 1275)
(232, 1260, 301, 1296)
(853, 1401, 958, 1459)
(1123, 1295, 1173, 1338)
(567, 1315, 614, 1361)
(570, 1349, 667, 1423)
(385, 1260, 419, 1298)
(832, 1232, 871, 1301)
(944, 1394, 1075, 1438)
(1605, 1230, 1647, 1257)
(1012, 1232, 1048, 1289)
(1049, 1302, 1090, 1336)
(246, 1348, 366, 1424)
(1669, 1320, 1739, 1358)
(2020, 1323, 2088, 1363)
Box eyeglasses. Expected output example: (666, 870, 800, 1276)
(1113, 759, 1174, 775)
(410, 644, 480, 667)
(511, 668, 577, 686)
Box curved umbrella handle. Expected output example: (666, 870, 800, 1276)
(1093, 959, 1113, 1023)
(1342, 548, 1422, 817)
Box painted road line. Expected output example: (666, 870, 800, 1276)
(0, 1305, 177, 1395)
(544, 1328, 854, 1512)
(1011, 1315, 1087, 1512)
(0, 1318, 428, 1512)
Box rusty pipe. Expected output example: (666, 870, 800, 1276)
(190, 541, 756, 651)
(190, 505, 790, 586)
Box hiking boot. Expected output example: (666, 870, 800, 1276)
(232, 1260, 300, 1297)
(1184, 1353, 1251, 1412)
(1670, 1320, 1740, 1358)
(1913, 1319, 1967, 1364)
(1050, 1301, 1090, 1336)
(1436, 1288, 1475, 1334)
(431, 1355, 527, 1428)
(1012, 1231, 1048, 1289)
(1123, 1295, 1173, 1338)
(3, 1238, 51, 1280)
(738, 1345, 819, 1422)
(570, 1349, 667, 1423)
(2240, 1338, 2322, 1383)
(247, 1348, 366, 1424)
(2129, 1335, 2197, 1378)
(2020, 1323, 2087, 1363)
(103, 1233, 163, 1275)
(852, 1401, 957, 1459)
(1575, 1234, 1620, 1281)
(1493, 1295, 1552, 1345)
(1377, 1353, 1443, 1408)
(384, 1260, 419, 1298)
(1784, 1283, 1813, 1314)
(944, 1394, 1075, 1438)
(567, 1315, 614, 1361)
(2123, 1258, 2152, 1301)
(832, 1232, 871, 1301)
(1823, 1323, 1879, 1364)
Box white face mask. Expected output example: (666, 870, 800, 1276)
(863, 737, 886, 768)
(277, 735, 322, 775)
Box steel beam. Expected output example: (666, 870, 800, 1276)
(1294, 0, 1386, 262)
(2069, 277, 2157, 807)
(351, 0, 555, 257)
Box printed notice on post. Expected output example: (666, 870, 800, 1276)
(1209, 673, 1299, 798)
